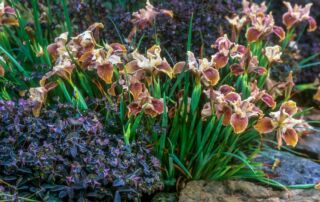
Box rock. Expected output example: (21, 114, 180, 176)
(152, 192, 178, 202)
(296, 133, 320, 160)
(255, 149, 320, 185)
(179, 180, 320, 202)
(227, 181, 276, 198)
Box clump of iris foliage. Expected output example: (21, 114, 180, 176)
(0, 0, 319, 201)
(0, 99, 163, 201)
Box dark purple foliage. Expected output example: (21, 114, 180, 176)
(65, 0, 242, 61)
(0, 100, 163, 201)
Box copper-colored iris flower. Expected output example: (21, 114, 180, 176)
(242, 0, 267, 20)
(47, 32, 68, 61)
(40, 60, 75, 86)
(97, 63, 114, 84)
(44, 31, 84, 85)
(211, 35, 234, 69)
(227, 93, 262, 134)
(129, 78, 149, 101)
(264, 45, 282, 64)
(283, 1, 317, 32)
(254, 101, 304, 148)
(0, 2, 19, 26)
(68, 31, 97, 58)
(128, 0, 173, 41)
(29, 82, 57, 117)
(131, 0, 173, 30)
(128, 95, 164, 118)
(201, 67, 220, 87)
(250, 81, 276, 109)
(230, 52, 267, 76)
(202, 85, 265, 134)
(211, 35, 249, 69)
(173, 51, 220, 87)
(313, 86, 320, 102)
(46, 25, 123, 86)
(242, 0, 285, 42)
(212, 34, 233, 51)
(79, 47, 122, 84)
(201, 86, 235, 125)
(226, 15, 247, 32)
(246, 13, 285, 43)
(81, 47, 122, 69)
(105, 43, 127, 55)
(125, 45, 173, 79)
(229, 44, 247, 60)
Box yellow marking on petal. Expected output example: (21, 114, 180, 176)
(283, 128, 299, 147)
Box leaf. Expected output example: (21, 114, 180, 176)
(113, 179, 125, 187)
(170, 154, 192, 179)
(57, 79, 72, 102)
(58, 191, 67, 199)
(114, 191, 121, 202)
(190, 83, 201, 113)
(130, 111, 144, 139)
(299, 52, 320, 65)
(124, 123, 131, 145)
(73, 86, 88, 110)
(299, 61, 320, 69)
(158, 95, 168, 158)
(186, 13, 194, 52)
(61, 0, 73, 36)
(70, 145, 77, 158)
(0, 44, 28, 76)
(224, 152, 256, 174)
(77, 72, 94, 97)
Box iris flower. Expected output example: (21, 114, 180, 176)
(228, 93, 262, 134)
(29, 82, 57, 117)
(46, 25, 124, 86)
(128, 0, 173, 41)
(0, 2, 19, 26)
(246, 13, 285, 43)
(242, 0, 267, 20)
(282, 1, 317, 32)
(211, 34, 234, 69)
(254, 101, 304, 148)
(128, 95, 164, 118)
(230, 52, 267, 76)
(125, 45, 173, 81)
(226, 15, 247, 32)
(313, 86, 320, 102)
(264, 45, 282, 64)
(201, 85, 235, 124)
(173, 51, 220, 87)
(202, 86, 263, 134)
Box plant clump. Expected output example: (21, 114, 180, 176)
(0, 99, 163, 201)
(0, 0, 319, 199)
(23, 0, 316, 187)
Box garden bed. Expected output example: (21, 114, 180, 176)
(0, 0, 320, 201)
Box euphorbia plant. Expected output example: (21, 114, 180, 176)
(26, 0, 316, 187)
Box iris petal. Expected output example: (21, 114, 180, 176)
(283, 128, 298, 147)
(254, 117, 275, 134)
(97, 63, 114, 84)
